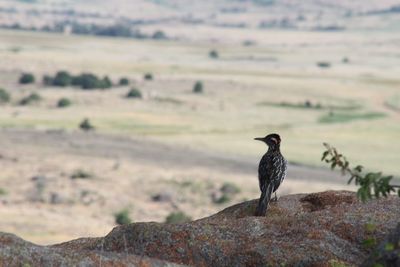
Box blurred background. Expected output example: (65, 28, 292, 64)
(0, 0, 399, 245)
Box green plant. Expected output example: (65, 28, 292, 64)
(165, 211, 192, 223)
(220, 182, 241, 195)
(0, 88, 10, 103)
(114, 209, 132, 225)
(71, 169, 93, 179)
(52, 71, 72, 87)
(119, 77, 129, 86)
(79, 118, 95, 131)
(57, 98, 72, 108)
(42, 75, 54, 85)
(19, 73, 35, 84)
(214, 194, 231, 204)
(322, 143, 400, 201)
(0, 188, 7, 196)
(126, 88, 142, 98)
(317, 61, 331, 68)
(144, 73, 153, 80)
(209, 50, 219, 59)
(319, 112, 385, 124)
(19, 93, 41, 105)
(193, 81, 203, 94)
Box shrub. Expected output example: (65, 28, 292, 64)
(213, 194, 231, 204)
(0, 188, 7, 196)
(19, 73, 35, 84)
(193, 81, 203, 94)
(144, 73, 153, 80)
(57, 98, 72, 108)
(76, 73, 100, 89)
(114, 209, 132, 225)
(43, 75, 54, 85)
(220, 182, 241, 195)
(152, 30, 167, 40)
(126, 88, 142, 98)
(19, 93, 41, 105)
(119, 77, 129, 86)
(79, 118, 95, 131)
(0, 88, 10, 103)
(209, 50, 219, 59)
(165, 211, 192, 224)
(52, 71, 72, 87)
(71, 169, 93, 179)
(101, 76, 112, 89)
(342, 57, 349, 63)
(317, 61, 331, 68)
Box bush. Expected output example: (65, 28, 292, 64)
(126, 88, 142, 98)
(144, 73, 153, 80)
(220, 182, 241, 195)
(342, 57, 349, 63)
(119, 77, 129, 86)
(71, 169, 93, 179)
(43, 75, 54, 85)
(57, 98, 72, 108)
(0, 188, 7, 196)
(19, 73, 35, 84)
(52, 71, 72, 87)
(317, 61, 331, 68)
(209, 50, 219, 59)
(101, 76, 112, 89)
(79, 118, 95, 131)
(0, 88, 10, 103)
(19, 93, 41, 105)
(193, 81, 203, 94)
(152, 30, 167, 40)
(165, 211, 192, 224)
(114, 209, 132, 225)
(213, 194, 231, 204)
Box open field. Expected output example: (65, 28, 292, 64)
(0, 28, 399, 244)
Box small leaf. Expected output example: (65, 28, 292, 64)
(384, 242, 395, 251)
(362, 237, 377, 248)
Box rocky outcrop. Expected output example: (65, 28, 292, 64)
(1, 191, 399, 267)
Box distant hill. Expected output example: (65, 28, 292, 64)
(0, 0, 399, 35)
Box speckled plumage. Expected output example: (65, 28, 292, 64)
(254, 133, 287, 216)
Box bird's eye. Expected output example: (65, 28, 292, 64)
(270, 137, 278, 144)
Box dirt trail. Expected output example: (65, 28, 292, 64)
(0, 129, 343, 184)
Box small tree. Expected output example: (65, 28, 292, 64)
(100, 76, 112, 89)
(79, 118, 95, 131)
(144, 73, 153, 80)
(119, 77, 129, 86)
(52, 71, 72, 87)
(0, 88, 10, 104)
(57, 98, 72, 108)
(114, 209, 132, 225)
(19, 73, 35, 84)
(322, 143, 400, 201)
(165, 211, 192, 224)
(193, 81, 203, 94)
(19, 93, 41, 105)
(126, 88, 142, 98)
(209, 50, 219, 59)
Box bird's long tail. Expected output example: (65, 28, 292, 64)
(255, 183, 274, 216)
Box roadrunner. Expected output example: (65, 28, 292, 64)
(254, 133, 287, 216)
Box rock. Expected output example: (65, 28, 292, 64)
(0, 233, 186, 267)
(361, 223, 400, 267)
(1, 191, 399, 267)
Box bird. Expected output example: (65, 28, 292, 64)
(254, 133, 287, 216)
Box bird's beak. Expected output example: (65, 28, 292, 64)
(254, 137, 264, 141)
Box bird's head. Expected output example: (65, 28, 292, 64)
(254, 133, 281, 148)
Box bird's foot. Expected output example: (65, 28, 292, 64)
(271, 193, 279, 202)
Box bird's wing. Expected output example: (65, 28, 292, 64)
(258, 154, 275, 192)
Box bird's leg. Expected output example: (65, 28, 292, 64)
(271, 192, 278, 202)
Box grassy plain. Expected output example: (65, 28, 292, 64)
(0, 28, 399, 244)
